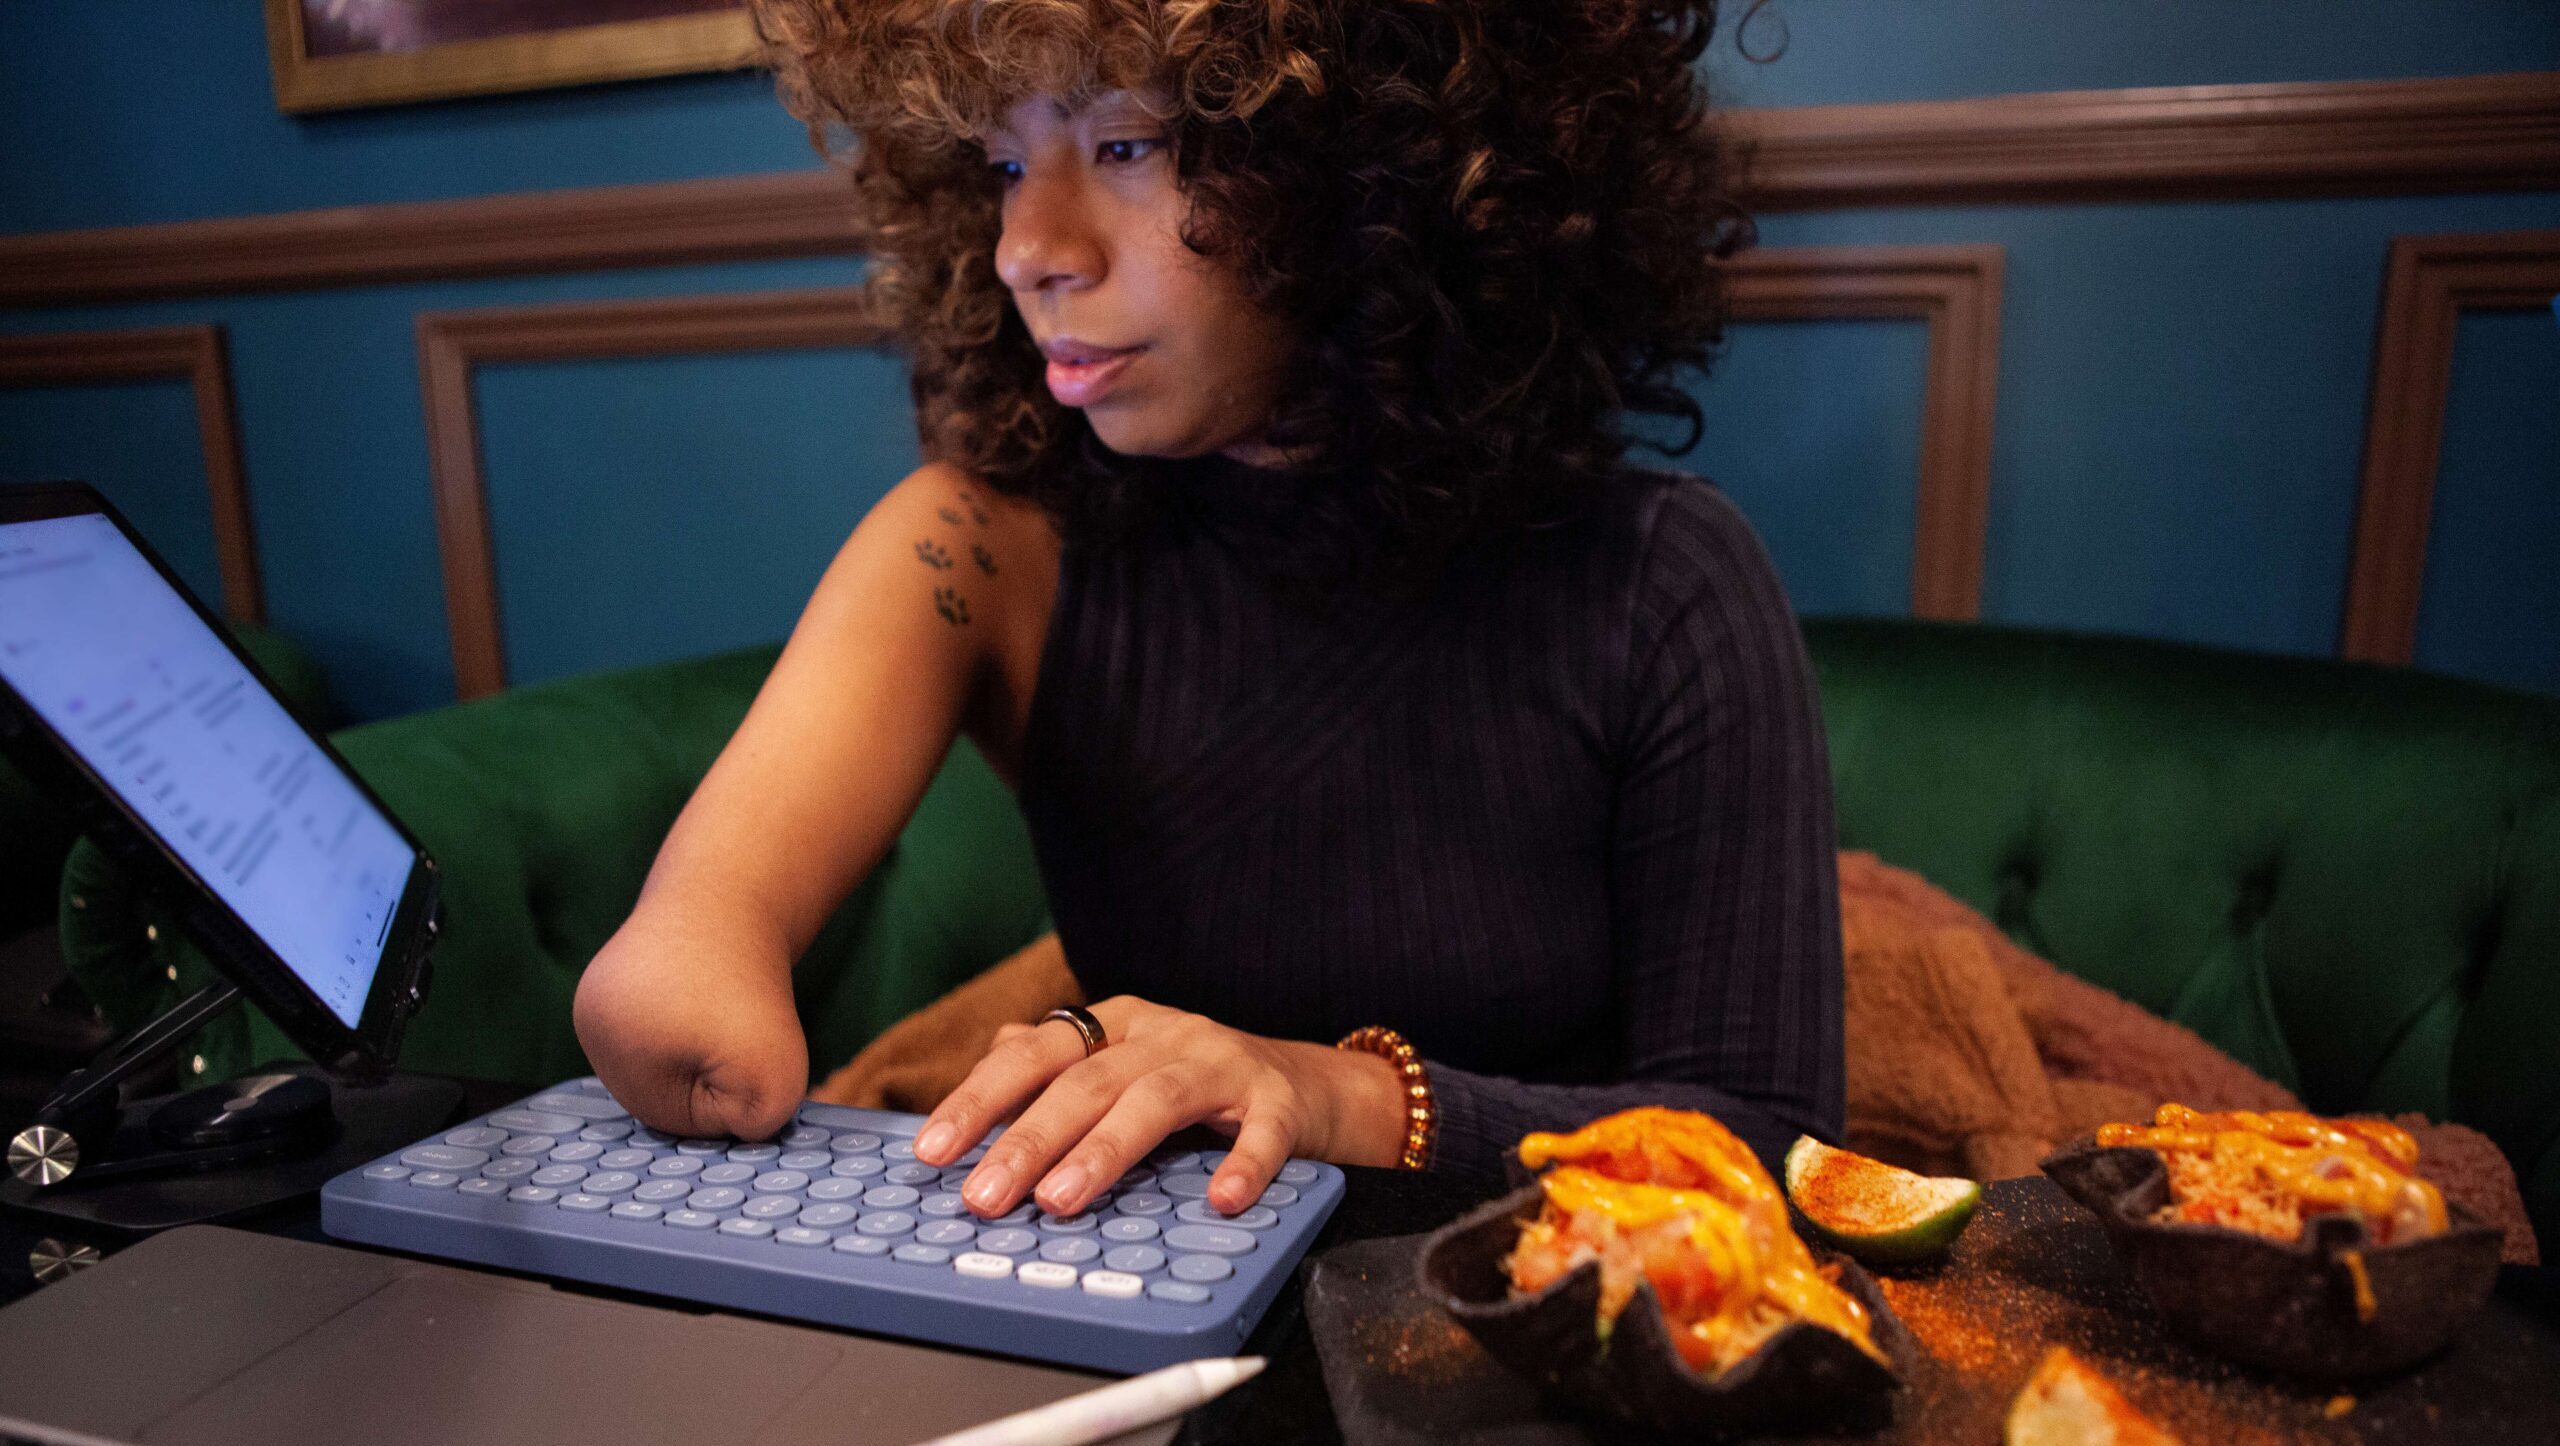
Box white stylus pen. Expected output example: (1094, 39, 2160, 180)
(913, 1355, 1266, 1446)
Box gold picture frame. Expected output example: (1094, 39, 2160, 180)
(264, 0, 763, 114)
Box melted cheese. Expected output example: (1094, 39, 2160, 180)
(2095, 1104, 2447, 1243)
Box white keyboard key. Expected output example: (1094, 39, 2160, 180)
(1015, 1261, 1078, 1289)
(1081, 1270, 1144, 1299)
(953, 1251, 1015, 1280)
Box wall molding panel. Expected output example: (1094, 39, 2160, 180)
(4, 72, 2549, 307)
(418, 286, 893, 699)
(0, 325, 265, 623)
(2340, 229, 2560, 666)
(1722, 244, 2006, 621)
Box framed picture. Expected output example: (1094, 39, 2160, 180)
(264, 0, 762, 114)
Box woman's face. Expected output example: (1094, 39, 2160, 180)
(986, 90, 1296, 466)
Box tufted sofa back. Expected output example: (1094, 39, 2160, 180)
(1805, 618, 2560, 1250)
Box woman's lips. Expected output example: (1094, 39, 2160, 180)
(1045, 346, 1143, 406)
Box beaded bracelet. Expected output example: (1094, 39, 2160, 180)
(1335, 1025, 1435, 1171)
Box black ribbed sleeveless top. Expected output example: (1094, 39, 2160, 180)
(1017, 452, 1844, 1178)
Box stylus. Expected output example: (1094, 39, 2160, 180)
(912, 1354, 1264, 1446)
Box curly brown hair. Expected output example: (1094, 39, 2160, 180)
(752, 0, 1756, 581)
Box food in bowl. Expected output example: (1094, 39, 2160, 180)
(2091, 1104, 2445, 1249)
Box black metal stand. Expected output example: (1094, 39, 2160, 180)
(6, 980, 244, 1188)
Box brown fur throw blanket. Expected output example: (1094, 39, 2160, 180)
(812, 854, 2537, 1264)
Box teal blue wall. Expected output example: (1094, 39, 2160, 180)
(3, 3, 2556, 716)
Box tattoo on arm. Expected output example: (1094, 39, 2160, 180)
(933, 586, 971, 626)
(971, 543, 998, 576)
(914, 539, 954, 569)
(937, 506, 964, 526)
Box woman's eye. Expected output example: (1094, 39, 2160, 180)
(1096, 137, 1162, 166)
(989, 159, 1023, 185)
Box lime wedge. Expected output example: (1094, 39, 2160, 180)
(2005, 1346, 2184, 1446)
(1783, 1136, 1981, 1266)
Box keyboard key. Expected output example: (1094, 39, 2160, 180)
(648, 1156, 704, 1177)
(741, 1195, 801, 1220)
(663, 1210, 718, 1230)
(915, 1219, 977, 1247)
(894, 1243, 951, 1266)
(919, 1193, 968, 1218)
(1155, 1152, 1201, 1173)
(982, 1203, 1040, 1227)
(830, 1156, 887, 1179)
(806, 1178, 864, 1202)
(798, 1202, 859, 1230)
(956, 1146, 987, 1166)
(1197, 1151, 1230, 1172)
(1258, 1183, 1300, 1209)
(1082, 1270, 1144, 1299)
(1103, 1245, 1166, 1275)
(1277, 1161, 1319, 1185)
(481, 1158, 538, 1181)
(1148, 1280, 1213, 1305)
(579, 1122, 634, 1142)
(524, 1092, 629, 1122)
(580, 1171, 638, 1196)
(507, 1186, 559, 1205)
(442, 1127, 507, 1150)
(487, 1108, 583, 1135)
(779, 1150, 830, 1171)
(399, 1144, 488, 1171)
(1100, 1217, 1160, 1243)
(457, 1178, 507, 1198)
(751, 1170, 810, 1194)
(362, 1163, 412, 1182)
(547, 1141, 604, 1164)
(830, 1132, 883, 1155)
(883, 1140, 917, 1161)
(775, 1226, 833, 1247)
(698, 1163, 757, 1186)
(628, 1126, 674, 1148)
(558, 1193, 611, 1213)
(886, 1163, 940, 1187)
(1169, 1254, 1234, 1283)
(855, 1212, 916, 1238)
(939, 1170, 977, 1193)
(408, 1170, 460, 1189)
(954, 1252, 1014, 1279)
(1039, 1212, 1098, 1235)
(1116, 1193, 1174, 1217)
(833, 1235, 890, 1257)
(1179, 1201, 1279, 1231)
(1164, 1225, 1256, 1258)
(727, 1143, 780, 1164)
(1157, 1173, 1215, 1200)
(782, 1125, 832, 1150)
(499, 1135, 557, 1157)
(1114, 1170, 1157, 1193)
(610, 1201, 663, 1221)
(530, 1164, 589, 1188)
(677, 1139, 728, 1156)
(861, 1185, 920, 1210)
(1040, 1238, 1101, 1265)
(598, 1148, 653, 1171)
(1016, 1262, 1078, 1289)
(719, 1218, 775, 1239)
(686, 1187, 746, 1212)
(633, 1179, 692, 1203)
(975, 1228, 1038, 1257)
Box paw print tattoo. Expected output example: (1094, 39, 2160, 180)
(933, 587, 971, 625)
(937, 506, 965, 526)
(955, 488, 990, 525)
(971, 543, 998, 576)
(914, 539, 953, 570)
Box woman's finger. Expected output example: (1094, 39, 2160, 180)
(962, 1046, 1154, 1216)
(1031, 1063, 1207, 1217)
(1209, 1104, 1297, 1216)
(914, 1014, 1087, 1166)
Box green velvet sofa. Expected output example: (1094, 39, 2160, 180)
(60, 619, 2559, 1251)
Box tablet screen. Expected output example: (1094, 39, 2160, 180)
(0, 511, 417, 1027)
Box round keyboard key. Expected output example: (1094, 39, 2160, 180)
(1157, 1173, 1215, 1200)
(499, 1135, 557, 1157)
(530, 1164, 589, 1188)
(676, 1138, 728, 1155)
(806, 1178, 864, 1202)
(798, 1202, 859, 1230)
(698, 1163, 757, 1186)
(893, 1243, 951, 1266)
(956, 1146, 988, 1166)
(862, 1185, 920, 1210)
(1197, 1151, 1230, 1171)
(507, 1186, 559, 1205)
(855, 1211, 916, 1237)
(975, 1228, 1038, 1257)
(1258, 1183, 1300, 1209)
(1100, 1217, 1161, 1243)
(1040, 1237, 1101, 1265)
(1154, 1151, 1201, 1173)
(663, 1209, 718, 1230)
(1148, 1280, 1213, 1305)
(598, 1148, 653, 1171)
(835, 1234, 891, 1257)
(579, 1171, 638, 1196)
(751, 1170, 810, 1194)
(883, 1140, 917, 1161)
(1039, 1212, 1098, 1235)
(915, 1218, 977, 1247)
(775, 1226, 833, 1247)
(919, 1193, 968, 1218)
(830, 1156, 886, 1179)
(547, 1141, 603, 1164)
(726, 1143, 780, 1164)
(1116, 1192, 1174, 1217)
(1103, 1244, 1166, 1275)
(686, 1186, 746, 1212)
(885, 1162, 939, 1187)
(648, 1156, 703, 1177)
(1016, 1261, 1078, 1289)
(741, 1194, 801, 1220)
(981, 1203, 1039, 1227)
(442, 1127, 507, 1150)
(1113, 1170, 1156, 1193)
(627, 1126, 674, 1148)
(779, 1150, 830, 1171)
(1178, 1201, 1280, 1231)
(610, 1201, 662, 1221)
(487, 1108, 582, 1135)
(830, 1132, 883, 1155)
(408, 1170, 460, 1189)
(399, 1144, 488, 1171)
(938, 1170, 978, 1193)
(945, 1251, 1011, 1283)
(522, 1092, 629, 1123)
(1277, 1160, 1319, 1185)
(1082, 1270, 1145, 1299)
(782, 1125, 832, 1150)
(557, 1193, 611, 1213)
(362, 1163, 412, 1182)
(1163, 1224, 1257, 1258)
(1169, 1253, 1234, 1283)
(481, 1158, 538, 1181)
(457, 1177, 508, 1198)
(579, 1122, 634, 1142)
(633, 1179, 692, 1203)
(718, 1218, 774, 1239)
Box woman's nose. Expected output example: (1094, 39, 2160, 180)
(995, 167, 1106, 296)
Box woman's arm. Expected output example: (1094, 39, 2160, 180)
(573, 462, 1054, 1141)
(1426, 482, 1846, 1179)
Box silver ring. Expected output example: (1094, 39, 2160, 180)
(1041, 1005, 1107, 1060)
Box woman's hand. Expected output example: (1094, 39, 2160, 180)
(911, 996, 1408, 1218)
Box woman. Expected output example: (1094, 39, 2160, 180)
(572, 0, 1841, 1225)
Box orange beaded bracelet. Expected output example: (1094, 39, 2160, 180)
(1335, 1025, 1435, 1171)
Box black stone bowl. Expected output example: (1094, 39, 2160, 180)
(2040, 1138, 2503, 1380)
(1415, 1184, 1914, 1437)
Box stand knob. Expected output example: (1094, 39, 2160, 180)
(8, 1124, 80, 1187)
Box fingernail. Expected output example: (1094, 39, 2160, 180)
(916, 1120, 956, 1162)
(966, 1163, 1014, 1211)
(1040, 1163, 1089, 1214)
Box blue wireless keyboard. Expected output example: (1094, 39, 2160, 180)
(320, 1077, 1345, 1373)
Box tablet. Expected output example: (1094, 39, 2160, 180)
(0, 482, 436, 1079)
